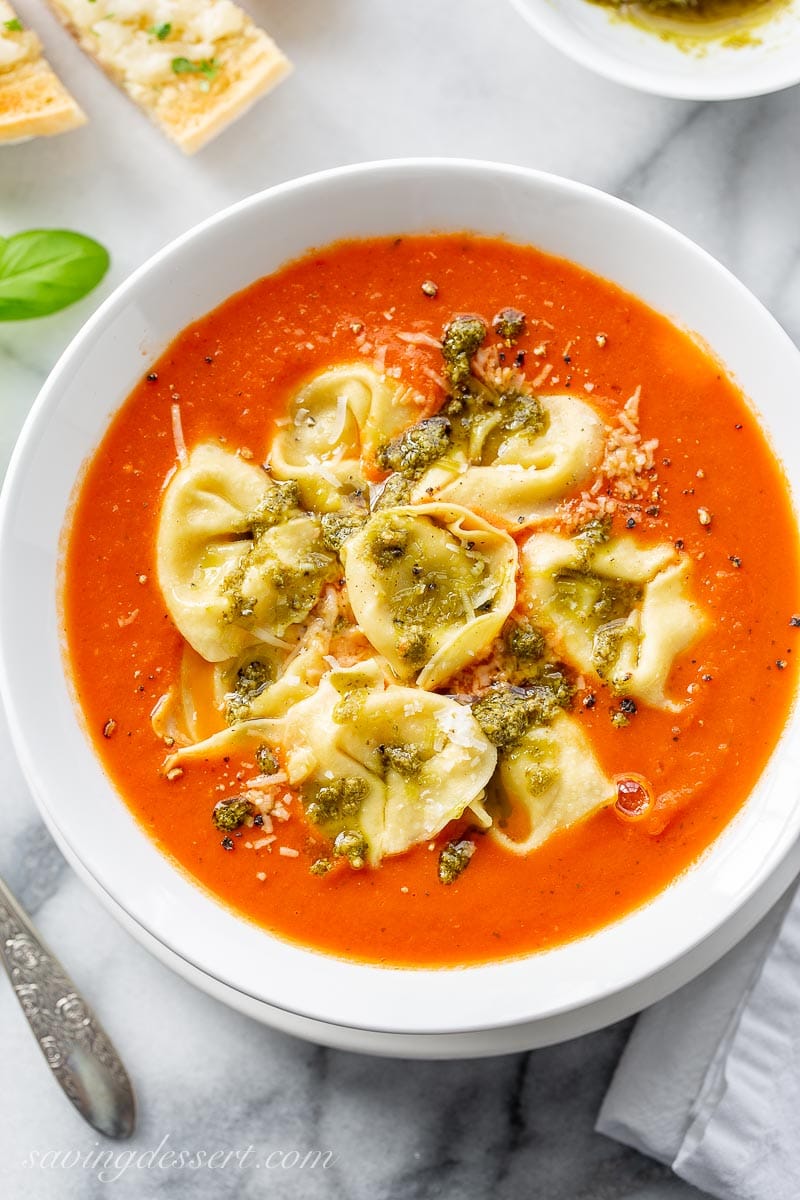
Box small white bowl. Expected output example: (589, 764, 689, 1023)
(2, 160, 800, 1056)
(510, 0, 800, 100)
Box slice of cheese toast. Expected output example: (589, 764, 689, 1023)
(0, 0, 86, 143)
(45, 0, 291, 153)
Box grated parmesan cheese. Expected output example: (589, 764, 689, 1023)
(249, 628, 292, 649)
(396, 330, 442, 349)
(245, 772, 287, 788)
(314, 461, 344, 489)
(563, 382, 659, 526)
(421, 366, 447, 391)
(171, 403, 188, 467)
(459, 587, 476, 623)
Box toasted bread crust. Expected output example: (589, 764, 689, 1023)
(45, 0, 291, 153)
(0, 1, 85, 141)
(161, 33, 291, 154)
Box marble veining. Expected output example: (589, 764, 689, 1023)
(3, 0, 799, 1193)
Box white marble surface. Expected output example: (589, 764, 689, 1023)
(2, 0, 799, 1193)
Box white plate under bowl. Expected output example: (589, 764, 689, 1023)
(509, 0, 800, 100)
(2, 160, 800, 1055)
(35, 797, 800, 1057)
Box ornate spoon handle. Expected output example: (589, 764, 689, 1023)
(0, 874, 136, 1138)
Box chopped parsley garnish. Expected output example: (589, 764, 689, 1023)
(172, 57, 219, 90)
(3, 18, 23, 31)
(150, 21, 171, 38)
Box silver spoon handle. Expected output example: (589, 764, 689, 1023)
(0, 875, 136, 1138)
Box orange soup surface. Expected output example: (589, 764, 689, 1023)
(63, 235, 800, 967)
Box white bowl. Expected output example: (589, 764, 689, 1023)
(509, 0, 800, 100)
(2, 160, 800, 1057)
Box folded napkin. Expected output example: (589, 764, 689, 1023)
(597, 883, 800, 1200)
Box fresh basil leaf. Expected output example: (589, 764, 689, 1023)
(0, 230, 110, 321)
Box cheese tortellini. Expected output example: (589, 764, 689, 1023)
(154, 323, 710, 877)
(156, 443, 337, 662)
(489, 712, 615, 855)
(521, 532, 707, 710)
(151, 643, 225, 749)
(341, 503, 518, 689)
(213, 637, 330, 724)
(152, 626, 332, 748)
(268, 364, 424, 511)
(288, 663, 496, 863)
(413, 394, 607, 528)
(170, 661, 497, 865)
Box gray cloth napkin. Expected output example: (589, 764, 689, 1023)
(597, 884, 800, 1199)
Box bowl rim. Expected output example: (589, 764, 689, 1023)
(3, 157, 800, 1037)
(507, 0, 800, 101)
(31, 774, 800, 1055)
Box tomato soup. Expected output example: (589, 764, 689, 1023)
(62, 234, 800, 967)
